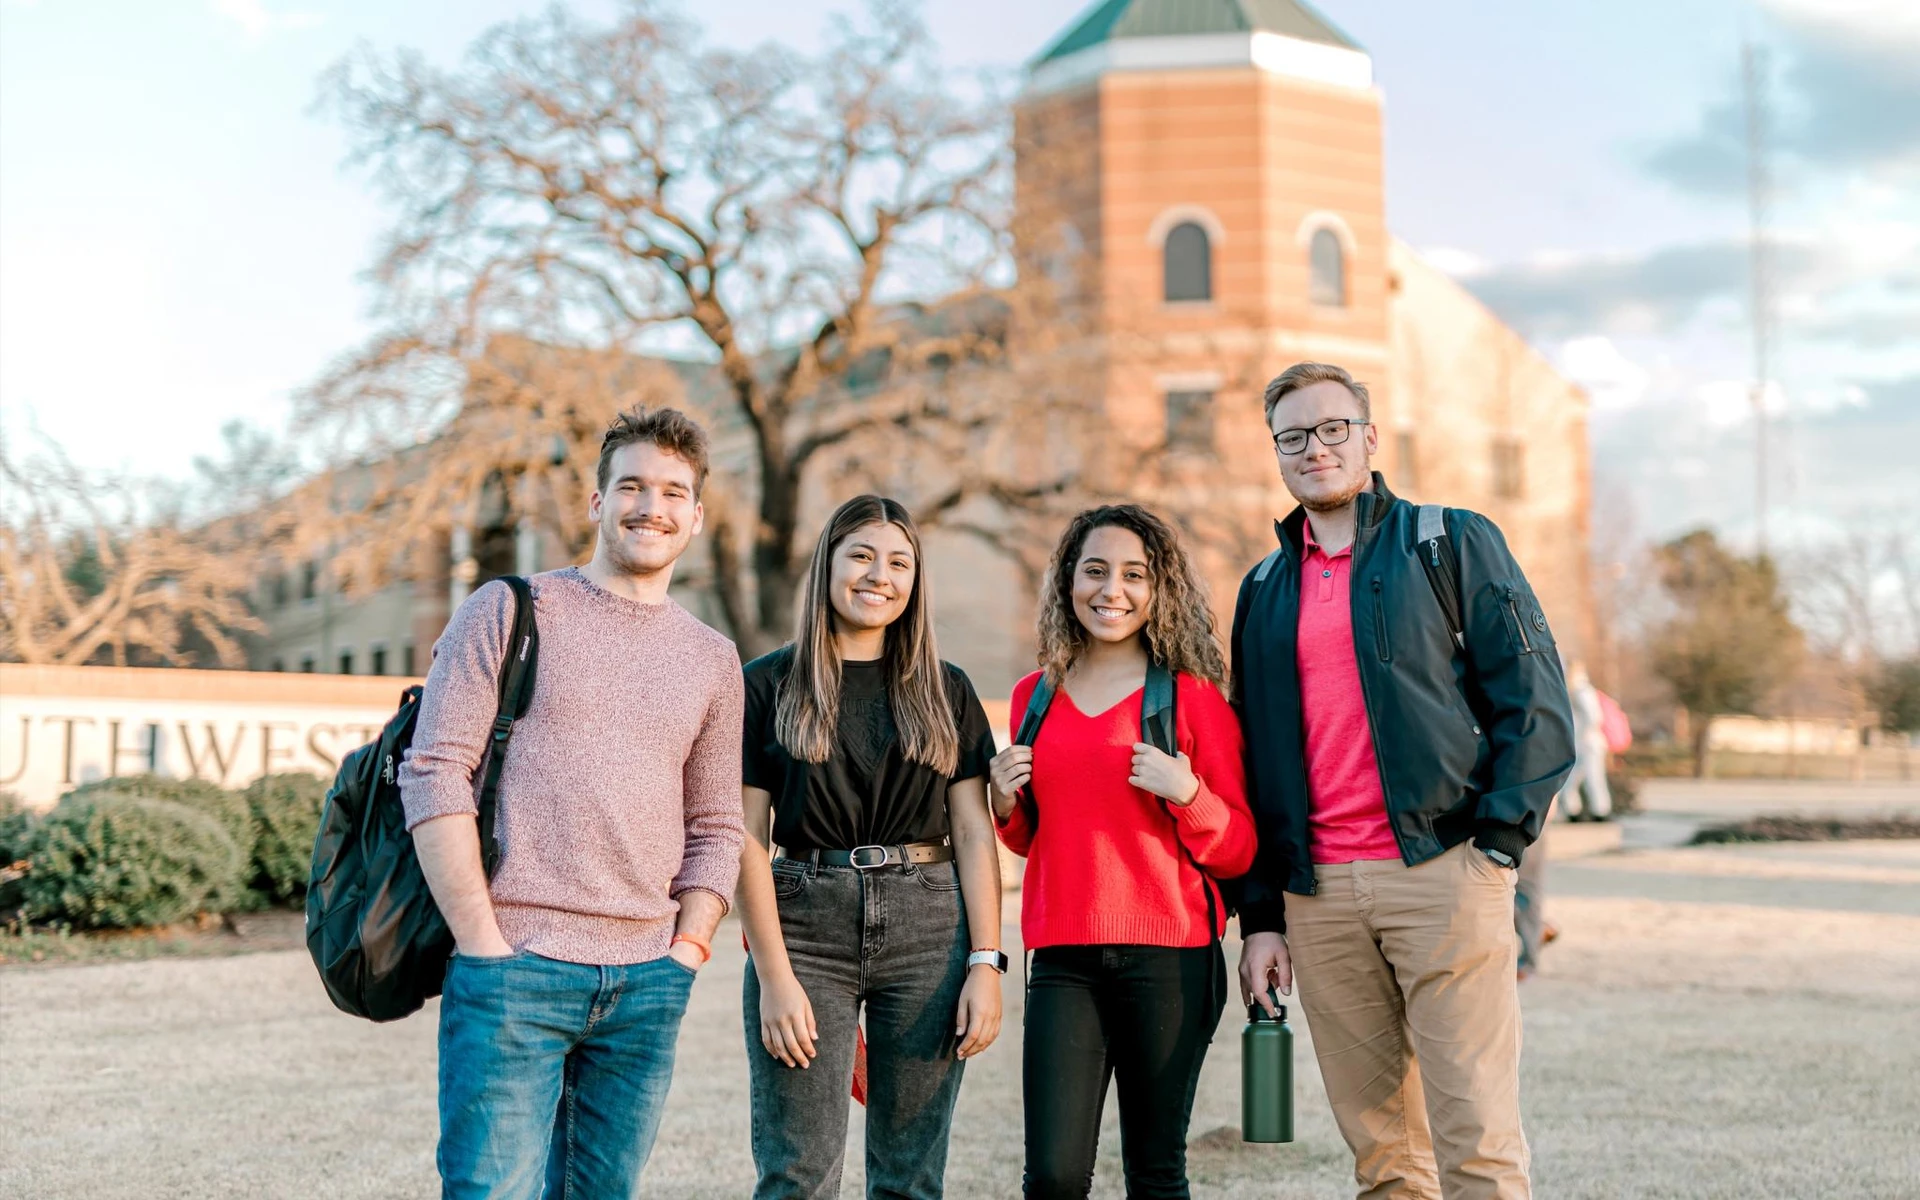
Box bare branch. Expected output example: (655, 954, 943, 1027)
(0, 440, 263, 668)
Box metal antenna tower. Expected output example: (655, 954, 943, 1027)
(1742, 38, 1774, 555)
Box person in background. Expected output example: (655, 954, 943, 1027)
(1557, 660, 1613, 821)
(1232, 362, 1574, 1200)
(402, 406, 744, 1199)
(1518, 658, 1608, 978)
(990, 504, 1256, 1200)
(735, 494, 1004, 1199)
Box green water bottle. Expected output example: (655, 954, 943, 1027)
(1242, 989, 1294, 1143)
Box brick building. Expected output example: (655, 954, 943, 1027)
(249, 0, 1592, 697)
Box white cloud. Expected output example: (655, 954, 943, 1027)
(1694, 378, 1787, 428)
(1790, 383, 1870, 415)
(1419, 246, 1489, 279)
(210, 0, 322, 42)
(1761, 0, 1920, 52)
(1559, 335, 1650, 412)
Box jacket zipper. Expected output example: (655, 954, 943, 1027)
(1503, 583, 1533, 653)
(1349, 513, 1413, 867)
(1281, 545, 1319, 895)
(1371, 578, 1390, 662)
(1256, 536, 1318, 896)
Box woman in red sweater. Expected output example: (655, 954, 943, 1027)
(989, 504, 1256, 1199)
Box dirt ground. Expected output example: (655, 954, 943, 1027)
(4, 839, 1919, 1199)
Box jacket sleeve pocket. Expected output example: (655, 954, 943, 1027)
(1491, 580, 1554, 656)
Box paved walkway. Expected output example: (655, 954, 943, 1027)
(4, 841, 1918, 1198)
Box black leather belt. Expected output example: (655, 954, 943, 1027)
(784, 841, 953, 870)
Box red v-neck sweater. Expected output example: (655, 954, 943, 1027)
(995, 670, 1257, 949)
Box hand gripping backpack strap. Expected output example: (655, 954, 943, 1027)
(477, 576, 540, 878)
(1416, 505, 1466, 651)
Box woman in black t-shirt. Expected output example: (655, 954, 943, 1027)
(736, 494, 1004, 1199)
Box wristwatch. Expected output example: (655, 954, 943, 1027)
(1480, 846, 1518, 870)
(967, 949, 1009, 974)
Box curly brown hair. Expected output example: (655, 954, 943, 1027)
(1035, 504, 1226, 686)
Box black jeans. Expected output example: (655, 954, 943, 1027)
(745, 858, 970, 1199)
(1023, 943, 1227, 1199)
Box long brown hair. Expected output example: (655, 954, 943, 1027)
(774, 495, 960, 775)
(1035, 504, 1227, 687)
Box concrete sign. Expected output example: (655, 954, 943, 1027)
(0, 664, 421, 809)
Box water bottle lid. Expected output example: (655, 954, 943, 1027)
(1247, 996, 1289, 1023)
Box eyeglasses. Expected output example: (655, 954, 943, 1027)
(1272, 418, 1369, 456)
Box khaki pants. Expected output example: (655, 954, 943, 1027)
(1286, 842, 1528, 1200)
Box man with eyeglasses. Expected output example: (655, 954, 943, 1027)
(1228, 362, 1574, 1200)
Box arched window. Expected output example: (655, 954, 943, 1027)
(1163, 221, 1212, 302)
(1309, 227, 1346, 307)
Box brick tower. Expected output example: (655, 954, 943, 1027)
(1015, 0, 1593, 657)
(1017, 1, 1392, 600)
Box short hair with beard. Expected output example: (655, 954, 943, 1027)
(597, 406, 711, 496)
(1262, 361, 1371, 425)
(1034, 504, 1227, 688)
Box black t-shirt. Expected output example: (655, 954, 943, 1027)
(741, 646, 997, 851)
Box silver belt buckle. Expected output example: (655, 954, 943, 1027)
(848, 844, 890, 870)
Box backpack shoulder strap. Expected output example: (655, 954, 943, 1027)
(1010, 673, 1056, 829)
(1013, 673, 1055, 749)
(1415, 505, 1466, 651)
(1141, 660, 1178, 758)
(1252, 546, 1285, 585)
(478, 576, 539, 877)
(1143, 661, 1224, 932)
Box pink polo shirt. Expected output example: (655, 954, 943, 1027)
(1297, 521, 1401, 864)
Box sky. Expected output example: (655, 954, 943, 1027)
(1, 0, 1915, 551)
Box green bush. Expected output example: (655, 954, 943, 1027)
(243, 773, 329, 905)
(63, 774, 255, 860)
(1, 790, 31, 860)
(19, 795, 247, 929)
(0, 791, 36, 912)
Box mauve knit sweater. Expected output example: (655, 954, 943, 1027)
(400, 567, 745, 966)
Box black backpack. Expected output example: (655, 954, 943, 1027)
(305, 576, 539, 1022)
(1012, 661, 1227, 929)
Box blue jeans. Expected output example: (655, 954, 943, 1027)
(437, 950, 696, 1199)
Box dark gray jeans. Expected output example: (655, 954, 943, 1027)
(1516, 799, 1553, 971)
(745, 857, 971, 1199)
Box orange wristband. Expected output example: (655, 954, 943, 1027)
(670, 933, 711, 966)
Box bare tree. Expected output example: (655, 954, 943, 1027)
(303, 0, 1089, 655)
(0, 441, 262, 668)
(1890, 524, 1920, 652)
(1650, 530, 1803, 775)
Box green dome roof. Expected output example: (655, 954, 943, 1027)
(1035, 0, 1360, 65)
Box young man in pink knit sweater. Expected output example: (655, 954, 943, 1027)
(400, 406, 745, 1199)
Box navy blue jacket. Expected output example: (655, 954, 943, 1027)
(1230, 475, 1575, 936)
